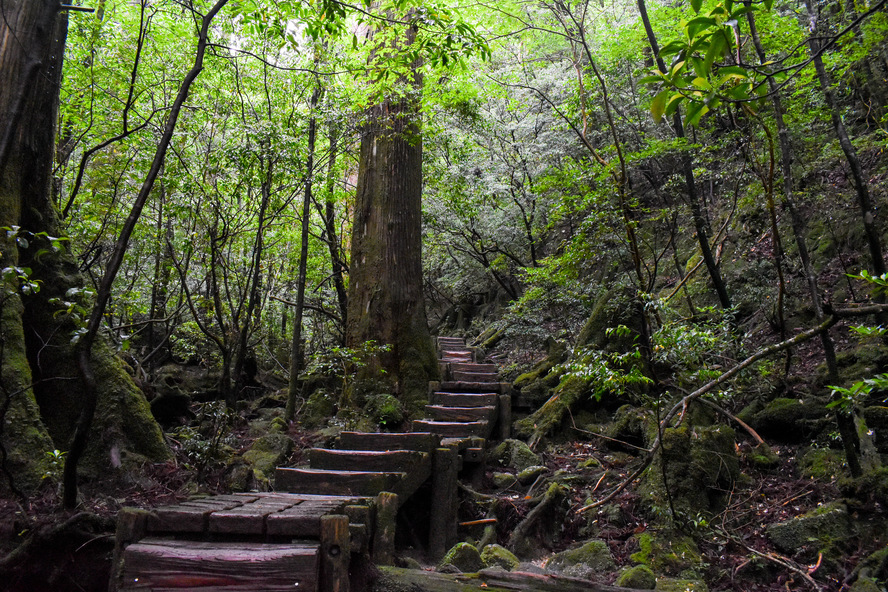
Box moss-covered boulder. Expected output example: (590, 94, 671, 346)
(640, 425, 739, 516)
(839, 466, 888, 506)
(242, 433, 293, 484)
(746, 398, 831, 443)
(490, 439, 541, 472)
(607, 405, 657, 451)
(862, 405, 888, 453)
(798, 448, 847, 480)
(630, 531, 704, 577)
(480, 544, 519, 571)
(616, 564, 657, 589)
(765, 501, 854, 558)
(301, 389, 337, 427)
(545, 539, 615, 578)
(517, 465, 548, 485)
(365, 393, 405, 429)
(438, 542, 484, 573)
(654, 578, 708, 592)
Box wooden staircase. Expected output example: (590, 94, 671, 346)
(112, 336, 510, 592)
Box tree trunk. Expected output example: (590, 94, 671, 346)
(346, 46, 439, 408)
(0, 0, 169, 499)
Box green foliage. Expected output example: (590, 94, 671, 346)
(652, 303, 737, 385)
(170, 402, 234, 476)
(306, 341, 392, 391)
(41, 449, 67, 484)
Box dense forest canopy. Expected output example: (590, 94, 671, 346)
(2, 0, 888, 588)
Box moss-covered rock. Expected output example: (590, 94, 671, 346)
(516, 465, 547, 485)
(746, 398, 831, 443)
(490, 439, 541, 472)
(850, 577, 883, 592)
(365, 393, 405, 429)
(798, 448, 847, 480)
(492, 472, 516, 489)
(546, 539, 615, 578)
(616, 564, 657, 589)
(438, 542, 484, 573)
(242, 433, 293, 484)
(630, 531, 704, 577)
(480, 544, 519, 571)
(640, 425, 739, 516)
(607, 405, 657, 451)
(748, 442, 780, 469)
(765, 501, 854, 557)
(654, 578, 708, 592)
(862, 405, 888, 453)
(839, 466, 888, 506)
(301, 389, 337, 427)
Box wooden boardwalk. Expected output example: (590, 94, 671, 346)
(112, 337, 510, 592)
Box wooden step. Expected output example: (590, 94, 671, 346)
(450, 363, 498, 373)
(119, 538, 320, 591)
(452, 371, 498, 382)
(412, 420, 491, 438)
(275, 468, 405, 497)
(339, 431, 441, 453)
(440, 381, 507, 393)
(432, 392, 499, 407)
(437, 337, 466, 346)
(309, 449, 428, 473)
(426, 405, 497, 423)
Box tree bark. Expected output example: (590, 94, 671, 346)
(346, 28, 439, 407)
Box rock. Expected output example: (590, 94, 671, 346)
(492, 472, 516, 489)
(766, 501, 853, 555)
(607, 405, 657, 451)
(616, 564, 657, 589)
(850, 578, 883, 592)
(798, 448, 846, 480)
(517, 465, 548, 485)
(480, 544, 519, 571)
(438, 542, 484, 573)
(630, 531, 704, 577)
(639, 425, 739, 515)
(863, 405, 888, 453)
(746, 398, 830, 443)
(242, 433, 293, 483)
(748, 442, 780, 469)
(490, 439, 541, 471)
(546, 539, 615, 578)
(149, 390, 193, 426)
(654, 578, 709, 592)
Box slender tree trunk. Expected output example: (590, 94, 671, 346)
(286, 87, 321, 421)
(316, 123, 349, 338)
(637, 0, 732, 311)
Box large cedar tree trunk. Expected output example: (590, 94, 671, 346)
(346, 88, 439, 408)
(0, 0, 168, 496)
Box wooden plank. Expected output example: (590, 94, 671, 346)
(452, 371, 498, 383)
(498, 394, 512, 440)
(431, 393, 498, 407)
(426, 405, 497, 423)
(429, 447, 459, 560)
(309, 449, 428, 472)
(110, 509, 150, 592)
(320, 515, 350, 592)
(450, 363, 497, 373)
(373, 492, 398, 566)
(119, 538, 319, 591)
(412, 420, 490, 439)
(146, 505, 214, 533)
(339, 431, 442, 453)
(439, 381, 505, 393)
(265, 499, 349, 537)
(275, 467, 405, 496)
(208, 499, 296, 535)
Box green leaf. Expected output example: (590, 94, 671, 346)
(685, 101, 710, 126)
(691, 0, 703, 14)
(704, 31, 727, 72)
(686, 16, 716, 41)
(651, 89, 671, 123)
(659, 40, 686, 57)
(638, 74, 666, 85)
(692, 76, 712, 90)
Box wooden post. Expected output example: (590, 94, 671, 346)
(320, 514, 350, 592)
(372, 491, 398, 566)
(498, 394, 511, 441)
(108, 508, 149, 592)
(429, 446, 459, 560)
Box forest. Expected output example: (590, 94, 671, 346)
(1, 0, 888, 590)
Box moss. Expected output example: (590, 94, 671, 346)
(765, 501, 853, 559)
(839, 466, 888, 507)
(749, 442, 780, 469)
(607, 405, 658, 451)
(242, 433, 293, 484)
(514, 374, 588, 442)
(302, 389, 337, 427)
(748, 398, 830, 443)
(863, 406, 888, 453)
(630, 531, 704, 576)
(546, 539, 615, 577)
(798, 448, 847, 480)
(480, 544, 519, 571)
(654, 578, 709, 592)
(849, 578, 883, 592)
(366, 393, 405, 429)
(640, 425, 739, 516)
(516, 465, 547, 485)
(439, 542, 484, 573)
(489, 439, 541, 472)
(616, 564, 657, 589)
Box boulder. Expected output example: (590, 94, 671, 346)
(490, 439, 541, 472)
(480, 544, 519, 571)
(438, 542, 484, 573)
(766, 501, 853, 557)
(616, 564, 656, 589)
(545, 539, 615, 578)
